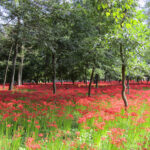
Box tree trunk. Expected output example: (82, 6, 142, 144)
(95, 74, 99, 88)
(88, 67, 95, 97)
(104, 72, 107, 82)
(147, 77, 149, 84)
(9, 44, 18, 90)
(18, 47, 24, 86)
(9, 16, 20, 90)
(44, 76, 47, 84)
(52, 52, 56, 94)
(96, 81, 98, 88)
(35, 75, 39, 84)
(3, 44, 13, 89)
(84, 68, 87, 84)
(60, 75, 63, 85)
(120, 43, 128, 109)
(122, 64, 128, 108)
(127, 77, 130, 94)
(72, 80, 75, 85)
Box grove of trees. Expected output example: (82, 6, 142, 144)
(0, 0, 150, 109)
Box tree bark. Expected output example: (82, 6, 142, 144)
(96, 81, 98, 88)
(84, 68, 87, 84)
(72, 80, 75, 85)
(9, 44, 18, 90)
(120, 43, 128, 109)
(88, 67, 95, 97)
(95, 74, 99, 88)
(127, 77, 130, 94)
(122, 64, 128, 108)
(52, 52, 56, 94)
(3, 44, 13, 89)
(60, 74, 63, 85)
(9, 16, 20, 90)
(104, 72, 107, 82)
(44, 76, 47, 84)
(18, 47, 24, 86)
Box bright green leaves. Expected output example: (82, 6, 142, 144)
(131, 19, 138, 25)
(97, 3, 108, 11)
(106, 12, 110, 17)
(125, 3, 131, 10)
(112, 8, 124, 22)
(113, 12, 117, 18)
(77, 4, 82, 8)
(101, 3, 108, 9)
(97, 4, 101, 10)
(126, 23, 132, 29)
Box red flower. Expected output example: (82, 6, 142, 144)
(35, 125, 40, 129)
(38, 133, 43, 137)
(7, 124, 11, 128)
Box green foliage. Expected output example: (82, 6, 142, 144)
(0, 0, 149, 83)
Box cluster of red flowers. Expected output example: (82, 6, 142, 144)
(0, 81, 150, 149)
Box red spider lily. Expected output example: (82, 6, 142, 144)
(26, 137, 41, 150)
(35, 125, 40, 129)
(66, 114, 74, 119)
(75, 131, 80, 136)
(0, 81, 150, 149)
(78, 117, 87, 124)
(47, 123, 57, 128)
(38, 133, 43, 137)
(94, 121, 105, 130)
(7, 124, 11, 128)
(130, 112, 138, 116)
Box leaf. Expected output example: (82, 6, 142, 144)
(120, 14, 124, 18)
(97, 4, 101, 10)
(132, 20, 138, 25)
(122, 23, 124, 27)
(102, 3, 108, 9)
(126, 23, 132, 29)
(113, 12, 116, 18)
(106, 12, 110, 17)
(77, 4, 82, 8)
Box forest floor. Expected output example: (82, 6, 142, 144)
(0, 81, 150, 150)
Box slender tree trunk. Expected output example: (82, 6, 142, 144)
(44, 76, 47, 84)
(18, 47, 24, 86)
(96, 81, 98, 88)
(88, 67, 95, 97)
(120, 43, 128, 109)
(35, 75, 39, 84)
(9, 44, 18, 90)
(122, 64, 128, 108)
(60, 74, 63, 85)
(147, 77, 149, 84)
(9, 16, 20, 90)
(72, 80, 75, 85)
(104, 72, 107, 82)
(84, 68, 87, 84)
(127, 77, 130, 94)
(95, 74, 99, 88)
(61, 79, 63, 85)
(3, 44, 13, 89)
(52, 52, 56, 94)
